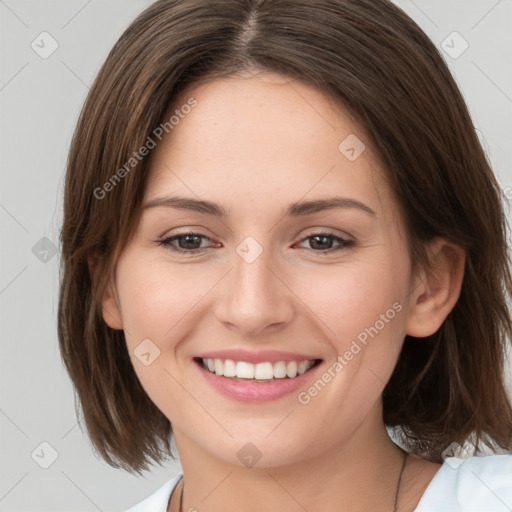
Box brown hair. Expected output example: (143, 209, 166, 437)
(58, 0, 512, 474)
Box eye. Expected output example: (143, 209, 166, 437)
(158, 232, 219, 253)
(296, 231, 354, 253)
(157, 230, 354, 255)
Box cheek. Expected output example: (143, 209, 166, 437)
(296, 260, 407, 350)
(114, 255, 214, 417)
(293, 256, 408, 412)
(288, 269, 405, 424)
(116, 256, 214, 345)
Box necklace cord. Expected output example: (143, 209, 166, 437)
(393, 450, 408, 512)
(177, 451, 409, 512)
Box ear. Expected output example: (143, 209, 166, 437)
(405, 237, 465, 337)
(87, 253, 124, 330)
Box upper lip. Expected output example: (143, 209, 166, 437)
(194, 349, 321, 364)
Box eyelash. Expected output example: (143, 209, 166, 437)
(157, 231, 354, 255)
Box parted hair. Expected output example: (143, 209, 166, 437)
(58, 0, 512, 475)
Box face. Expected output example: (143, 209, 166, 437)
(103, 72, 422, 468)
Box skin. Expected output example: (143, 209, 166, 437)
(100, 72, 465, 512)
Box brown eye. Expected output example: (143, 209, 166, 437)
(173, 234, 204, 250)
(158, 233, 217, 253)
(309, 234, 336, 250)
(297, 232, 354, 253)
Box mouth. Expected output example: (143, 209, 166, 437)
(193, 355, 323, 402)
(194, 357, 322, 382)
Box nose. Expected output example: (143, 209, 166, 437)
(213, 243, 295, 337)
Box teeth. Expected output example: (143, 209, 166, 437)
(273, 361, 287, 379)
(254, 362, 273, 380)
(236, 361, 254, 379)
(297, 361, 308, 375)
(201, 358, 316, 380)
(223, 359, 236, 377)
(286, 361, 297, 378)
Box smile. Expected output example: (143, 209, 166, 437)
(193, 353, 323, 402)
(200, 358, 317, 380)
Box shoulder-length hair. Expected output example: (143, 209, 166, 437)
(58, 0, 512, 474)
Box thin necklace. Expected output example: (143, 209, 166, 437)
(394, 449, 408, 512)
(178, 451, 408, 512)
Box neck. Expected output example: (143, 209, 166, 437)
(172, 411, 407, 512)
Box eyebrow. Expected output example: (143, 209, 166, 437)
(142, 195, 376, 217)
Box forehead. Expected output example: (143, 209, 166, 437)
(145, 73, 393, 219)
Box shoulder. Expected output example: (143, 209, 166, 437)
(415, 454, 512, 512)
(125, 474, 182, 512)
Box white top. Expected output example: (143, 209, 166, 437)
(125, 454, 512, 512)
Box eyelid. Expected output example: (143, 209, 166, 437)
(297, 226, 353, 242)
(158, 225, 221, 240)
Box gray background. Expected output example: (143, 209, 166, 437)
(1, 0, 511, 510)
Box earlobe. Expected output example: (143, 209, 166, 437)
(87, 254, 124, 330)
(405, 238, 465, 338)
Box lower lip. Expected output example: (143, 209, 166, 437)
(195, 360, 322, 403)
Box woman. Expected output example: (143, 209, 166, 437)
(58, 0, 512, 511)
